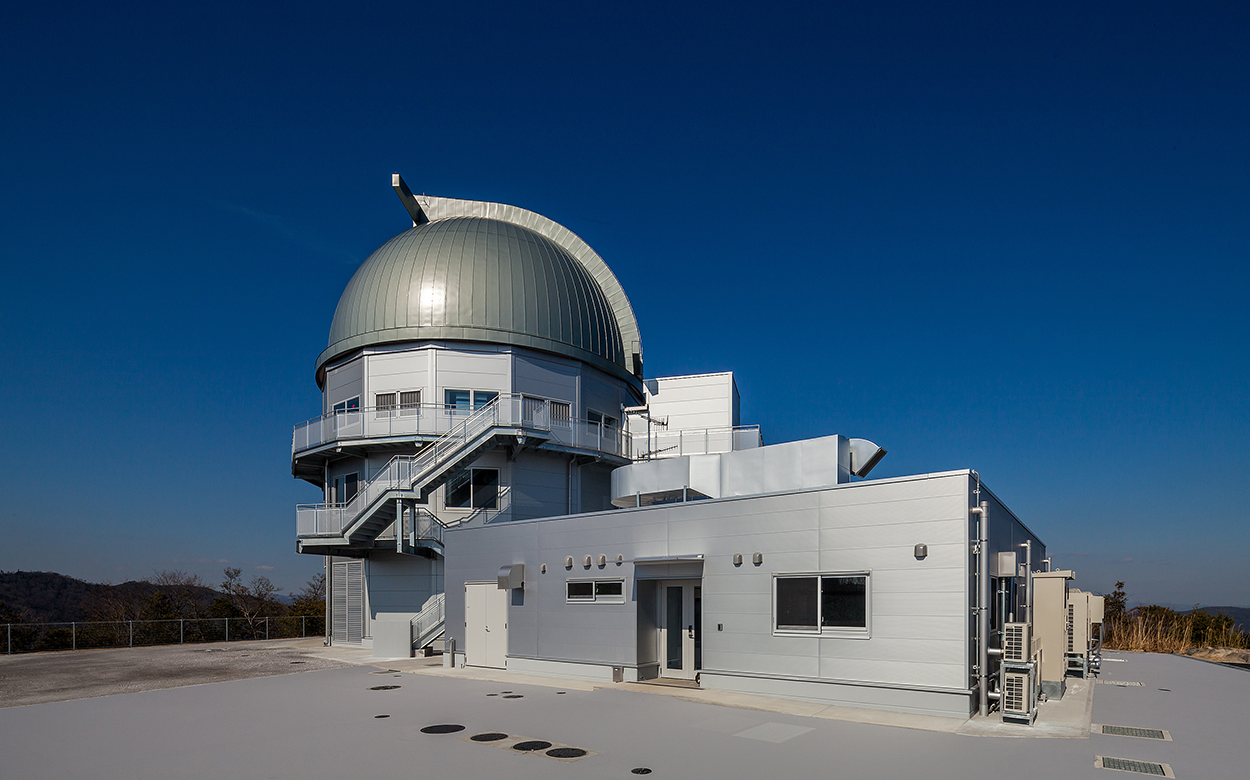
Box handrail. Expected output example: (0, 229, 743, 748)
(410, 592, 446, 649)
(292, 392, 627, 458)
(632, 424, 762, 459)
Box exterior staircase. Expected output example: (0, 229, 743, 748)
(296, 396, 551, 553)
(411, 592, 446, 654)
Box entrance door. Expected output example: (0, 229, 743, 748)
(658, 580, 701, 680)
(464, 583, 508, 669)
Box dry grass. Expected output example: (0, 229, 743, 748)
(1103, 612, 1249, 653)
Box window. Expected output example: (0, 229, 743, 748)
(774, 573, 869, 636)
(566, 579, 626, 604)
(587, 409, 617, 429)
(332, 396, 360, 414)
(445, 468, 499, 509)
(400, 390, 421, 414)
(445, 389, 498, 414)
(550, 401, 571, 425)
(375, 393, 396, 418)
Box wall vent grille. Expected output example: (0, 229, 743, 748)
(1068, 603, 1076, 652)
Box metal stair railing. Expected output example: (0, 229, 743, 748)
(298, 395, 544, 540)
(411, 592, 446, 651)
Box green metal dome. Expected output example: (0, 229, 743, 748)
(318, 216, 636, 387)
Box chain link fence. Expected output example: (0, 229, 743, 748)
(4, 616, 326, 654)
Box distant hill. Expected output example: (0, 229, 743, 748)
(0, 571, 221, 623)
(1182, 606, 1250, 633)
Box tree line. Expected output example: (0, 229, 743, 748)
(2, 568, 325, 653)
(1101, 581, 1248, 653)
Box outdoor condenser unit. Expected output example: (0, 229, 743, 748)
(1003, 622, 1030, 662)
(1001, 668, 1036, 724)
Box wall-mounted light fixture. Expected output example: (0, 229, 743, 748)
(914, 544, 928, 560)
(752, 553, 763, 566)
(564, 557, 573, 570)
(583, 555, 592, 569)
(733, 553, 743, 566)
(597, 554, 607, 568)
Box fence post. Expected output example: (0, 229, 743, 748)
(180, 619, 184, 645)
(72, 622, 76, 651)
(225, 618, 229, 642)
(266, 617, 269, 641)
(7, 623, 9, 654)
(302, 615, 306, 638)
(129, 621, 133, 648)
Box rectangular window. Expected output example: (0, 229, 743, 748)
(444, 468, 500, 510)
(775, 573, 869, 636)
(473, 390, 498, 410)
(550, 401, 571, 425)
(587, 410, 617, 429)
(375, 393, 396, 418)
(332, 396, 360, 414)
(566, 579, 626, 603)
(444, 389, 471, 413)
(399, 390, 421, 413)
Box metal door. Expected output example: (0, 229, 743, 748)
(464, 583, 508, 669)
(658, 580, 701, 680)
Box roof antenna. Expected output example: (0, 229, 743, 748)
(392, 173, 427, 226)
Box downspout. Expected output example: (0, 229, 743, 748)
(1021, 540, 1033, 626)
(970, 500, 989, 718)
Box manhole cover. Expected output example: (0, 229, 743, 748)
(374, 715, 390, 719)
(503, 694, 524, 699)
(632, 769, 653, 775)
(512, 740, 553, 752)
(420, 724, 466, 734)
(470, 732, 509, 742)
(547, 747, 588, 759)
(369, 685, 401, 691)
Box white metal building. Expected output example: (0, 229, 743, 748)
(292, 176, 1047, 719)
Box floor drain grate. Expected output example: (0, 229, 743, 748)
(369, 685, 401, 691)
(512, 740, 553, 752)
(420, 724, 465, 734)
(1097, 680, 1144, 687)
(632, 769, 653, 775)
(1100, 725, 1169, 740)
(547, 747, 587, 759)
(1096, 756, 1173, 777)
(374, 715, 390, 719)
(503, 694, 523, 699)
(470, 732, 509, 742)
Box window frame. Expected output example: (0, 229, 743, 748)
(444, 468, 500, 510)
(772, 571, 871, 639)
(565, 578, 627, 604)
(586, 409, 618, 429)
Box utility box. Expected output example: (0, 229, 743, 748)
(994, 551, 1018, 578)
(1065, 589, 1105, 677)
(1032, 570, 1074, 700)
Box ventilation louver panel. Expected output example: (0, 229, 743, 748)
(346, 561, 364, 643)
(1068, 603, 1076, 652)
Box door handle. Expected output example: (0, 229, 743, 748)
(688, 625, 694, 639)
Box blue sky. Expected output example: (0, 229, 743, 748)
(1, 2, 1246, 609)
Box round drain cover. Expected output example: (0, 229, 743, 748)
(503, 694, 523, 699)
(511, 740, 553, 752)
(632, 769, 653, 775)
(369, 685, 401, 691)
(374, 715, 390, 719)
(547, 747, 587, 759)
(420, 724, 466, 734)
(470, 732, 509, 742)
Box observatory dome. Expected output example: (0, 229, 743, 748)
(317, 217, 629, 384)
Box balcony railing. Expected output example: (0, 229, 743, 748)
(293, 394, 629, 460)
(631, 424, 762, 460)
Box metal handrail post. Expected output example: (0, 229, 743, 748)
(266, 617, 269, 640)
(180, 619, 184, 644)
(129, 621, 133, 648)
(302, 615, 306, 638)
(225, 618, 229, 642)
(7, 623, 10, 654)
(72, 622, 76, 651)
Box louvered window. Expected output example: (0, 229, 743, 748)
(400, 391, 420, 413)
(550, 401, 571, 425)
(375, 393, 396, 418)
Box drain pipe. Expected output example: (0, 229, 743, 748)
(970, 500, 989, 718)
(1021, 541, 1033, 626)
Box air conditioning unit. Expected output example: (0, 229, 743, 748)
(1003, 622, 1030, 662)
(1003, 671, 1030, 715)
